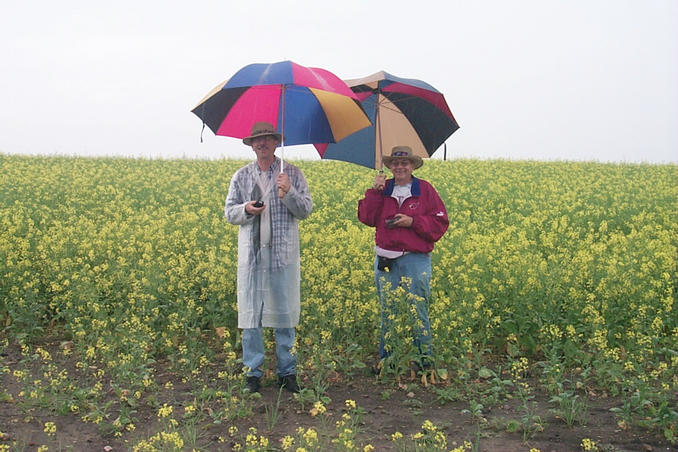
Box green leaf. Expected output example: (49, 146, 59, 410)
(478, 367, 495, 379)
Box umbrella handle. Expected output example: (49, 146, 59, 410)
(278, 146, 284, 198)
(279, 142, 285, 198)
(279, 84, 286, 198)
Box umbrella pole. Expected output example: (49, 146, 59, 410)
(279, 85, 286, 198)
(278, 140, 285, 197)
(376, 99, 382, 173)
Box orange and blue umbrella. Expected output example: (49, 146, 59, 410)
(315, 71, 459, 170)
(191, 60, 371, 148)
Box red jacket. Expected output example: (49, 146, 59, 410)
(358, 177, 449, 254)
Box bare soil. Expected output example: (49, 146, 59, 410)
(1, 343, 674, 452)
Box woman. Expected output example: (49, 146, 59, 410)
(358, 146, 449, 371)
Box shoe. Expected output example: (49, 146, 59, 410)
(371, 358, 394, 377)
(278, 374, 300, 393)
(371, 360, 384, 376)
(411, 360, 432, 375)
(245, 376, 260, 393)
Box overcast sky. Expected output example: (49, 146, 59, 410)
(1, 1, 676, 164)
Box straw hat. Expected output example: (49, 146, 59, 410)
(242, 122, 283, 146)
(382, 146, 423, 169)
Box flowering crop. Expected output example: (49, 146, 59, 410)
(1, 154, 676, 444)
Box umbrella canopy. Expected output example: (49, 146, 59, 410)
(191, 60, 371, 147)
(315, 71, 459, 170)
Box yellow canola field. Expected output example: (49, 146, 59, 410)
(1, 155, 676, 391)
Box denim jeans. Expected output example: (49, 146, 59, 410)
(242, 327, 296, 378)
(374, 252, 432, 361)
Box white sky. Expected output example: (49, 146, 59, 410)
(1, 0, 677, 164)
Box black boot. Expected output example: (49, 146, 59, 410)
(245, 376, 260, 393)
(278, 374, 300, 393)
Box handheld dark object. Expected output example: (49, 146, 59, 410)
(253, 201, 264, 208)
(385, 217, 398, 228)
(377, 256, 396, 271)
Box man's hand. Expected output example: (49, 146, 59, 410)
(245, 200, 265, 215)
(277, 172, 291, 194)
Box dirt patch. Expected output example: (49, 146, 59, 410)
(0, 345, 673, 451)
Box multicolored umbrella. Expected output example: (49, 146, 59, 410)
(314, 71, 459, 170)
(191, 60, 371, 153)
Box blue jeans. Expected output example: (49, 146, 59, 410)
(242, 327, 296, 378)
(374, 252, 432, 361)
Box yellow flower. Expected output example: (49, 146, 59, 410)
(302, 428, 318, 445)
(157, 403, 173, 418)
(281, 435, 294, 450)
(450, 442, 472, 452)
(422, 419, 436, 431)
(581, 438, 598, 451)
(245, 433, 258, 447)
(43, 422, 56, 436)
(310, 401, 326, 417)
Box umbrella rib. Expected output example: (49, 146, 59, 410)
(359, 97, 402, 115)
(361, 93, 436, 115)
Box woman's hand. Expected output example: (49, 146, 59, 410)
(391, 214, 413, 228)
(373, 173, 386, 190)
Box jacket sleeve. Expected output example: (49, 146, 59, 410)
(411, 185, 449, 243)
(224, 170, 254, 225)
(357, 188, 383, 227)
(281, 167, 313, 220)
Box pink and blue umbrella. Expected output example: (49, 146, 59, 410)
(191, 60, 371, 148)
(315, 71, 459, 170)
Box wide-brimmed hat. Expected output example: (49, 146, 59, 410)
(382, 146, 423, 169)
(242, 121, 283, 146)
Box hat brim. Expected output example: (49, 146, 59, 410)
(243, 132, 282, 146)
(383, 156, 423, 170)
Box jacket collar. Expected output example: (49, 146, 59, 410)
(383, 176, 421, 196)
(249, 156, 280, 174)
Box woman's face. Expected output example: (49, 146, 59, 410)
(389, 158, 414, 182)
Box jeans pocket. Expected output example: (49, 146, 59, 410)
(377, 256, 395, 271)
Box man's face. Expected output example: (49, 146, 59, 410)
(250, 135, 278, 159)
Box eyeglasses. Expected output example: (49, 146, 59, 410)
(389, 159, 412, 167)
(251, 135, 277, 142)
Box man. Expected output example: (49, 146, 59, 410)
(225, 121, 313, 393)
(358, 146, 449, 372)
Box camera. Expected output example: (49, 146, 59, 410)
(377, 256, 395, 271)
